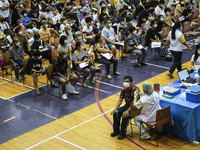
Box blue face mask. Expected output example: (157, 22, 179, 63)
(86, 4, 89, 6)
(64, 40, 68, 44)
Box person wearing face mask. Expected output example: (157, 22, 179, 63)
(190, 43, 200, 73)
(9, 4, 20, 28)
(190, 0, 197, 12)
(110, 76, 139, 140)
(99, 6, 107, 23)
(133, 82, 161, 140)
(58, 35, 71, 61)
(157, 15, 164, 38)
(117, 8, 126, 30)
(0, 15, 12, 36)
(28, 6, 39, 27)
(60, 25, 74, 49)
(82, 1, 91, 13)
(175, 0, 185, 16)
(126, 26, 147, 67)
(154, 0, 165, 17)
(49, 0, 57, 11)
(144, 13, 153, 34)
(0, 0, 10, 21)
(163, 7, 174, 27)
(162, 22, 192, 79)
(123, 16, 134, 39)
(139, 3, 151, 26)
(72, 42, 96, 87)
(9, 37, 25, 83)
(44, 7, 55, 21)
(116, 0, 127, 13)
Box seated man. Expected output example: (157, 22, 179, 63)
(123, 16, 133, 39)
(126, 26, 147, 67)
(53, 49, 79, 100)
(154, 0, 165, 17)
(138, 3, 150, 27)
(102, 18, 123, 57)
(133, 82, 161, 140)
(9, 37, 25, 82)
(117, 8, 126, 31)
(26, 51, 46, 95)
(110, 76, 140, 140)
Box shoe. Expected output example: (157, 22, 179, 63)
(137, 63, 143, 67)
(81, 82, 88, 87)
(140, 133, 151, 140)
(35, 90, 41, 95)
(70, 90, 79, 95)
(141, 62, 147, 65)
(107, 74, 112, 79)
(166, 72, 174, 79)
(15, 78, 19, 83)
(6, 71, 11, 75)
(62, 94, 68, 100)
(110, 132, 119, 137)
(117, 134, 125, 140)
(95, 65, 101, 70)
(164, 57, 173, 61)
(113, 72, 121, 75)
(89, 77, 95, 84)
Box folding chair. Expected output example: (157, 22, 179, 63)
(198, 17, 200, 30)
(192, 9, 199, 22)
(162, 26, 171, 41)
(141, 23, 145, 36)
(170, 6, 175, 18)
(51, 49, 58, 63)
(2, 52, 13, 82)
(54, 38, 59, 49)
(184, 21, 200, 42)
(140, 105, 174, 147)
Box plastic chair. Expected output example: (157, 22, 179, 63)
(54, 38, 59, 49)
(2, 52, 13, 82)
(170, 6, 175, 18)
(162, 26, 171, 41)
(184, 21, 200, 42)
(192, 9, 199, 22)
(51, 49, 58, 63)
(120, 29, 124, 41)
(141, 23, 145, 35)
(198, 17, 200, 29)
(140, 105, 174, 147)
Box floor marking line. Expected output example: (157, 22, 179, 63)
(6, 98, 14, 102)
(146, 63, 170, 69)
(55, 137, 87, 150)
(32, 109, 58, 120)
(3, 116, 16, 122)
(25, 109, 113, 150)
(0, 81, 7, 85)
(0, 96, 7, 100)
(20, 104, 31, 109)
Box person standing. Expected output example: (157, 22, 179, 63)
(162, 22, 192, 79)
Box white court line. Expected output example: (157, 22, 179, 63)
(146, 63, 170, 69)
(0, 81, 7, 85)
(0, 96, 7, 100)
(55, 137, 87, 150)
(25, 109, 113, 150)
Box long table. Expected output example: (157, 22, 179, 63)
(160, 71, 200, 142)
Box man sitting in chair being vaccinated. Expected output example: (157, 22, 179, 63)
(110, 76, 140, 140)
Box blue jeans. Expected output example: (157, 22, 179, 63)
(10, 60, 24, 79)
(98, 57, 118, 75)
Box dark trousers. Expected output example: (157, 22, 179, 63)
(10, 60, 24, 79)
(113, 104, 130, 136)
(169, 51, 183, 74)
(86, 39, 95, 48)
(98, 57, 118, 75)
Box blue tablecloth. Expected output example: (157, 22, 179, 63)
(160, 71, 200, 142)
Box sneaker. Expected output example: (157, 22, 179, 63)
(70, 90, 79, 95)
(140, 133, 151, 140)
(107, 74, 112, 79)
(95, 65, 101, 70)
(62, 94, 68, 100)
(15, 78, 19, 83)
(110, 132, 119, 137)
(141, 62, 147, 65)
(166, 72, 174, 79)
(89, 77, 95, 84)
(113, 72, 121, 75)
(117, 134, 125, 140)
(137, 63, 143, 67)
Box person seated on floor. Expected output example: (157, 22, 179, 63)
(9, 36, 25, 83)
(123, 16, 133, 40)
(126, 26, 148, 67)
(72, 42, 96, 87)
(190, 43, 200, 73)
(110, 76, 140, 140)
(95, 33, 121, 79)
(53, 49, 79, 100)
(132, 82, 161, 140)
(26, 51, 47, 95)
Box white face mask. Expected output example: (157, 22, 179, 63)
(20, 23, 23, 26)
(181, 2, 184, 4)
(161, 18, 164, 21)
(123, 82, 130, 88)
(167, 12, 170, 16)
(180, 27, 183, 30)
(198, 50, 200, 54)
(16, 42, 20, 46)
(154, 24, 157, 28)
(24, 13, 27, 17)
(81, 46, 84, 50)
(19, 31, 22, 35)
(38, 56, 42, 59)
(45, 24, 48, 28)
(133, 31, 137, 35)
(149, 17, 152, 20)
(20, 4, 23, 7)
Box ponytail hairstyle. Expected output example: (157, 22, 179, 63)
(194, 43, 200, 62)
(150, 20, 155, 27)
(172, 22, 181, 40)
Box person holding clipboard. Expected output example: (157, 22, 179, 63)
(162, 22, 192, 79)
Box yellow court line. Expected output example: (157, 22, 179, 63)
(33, 109, 58, 120)
(3, 116, 16, 122)
(6, 98, 14, 102)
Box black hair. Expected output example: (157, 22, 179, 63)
(76, 41, 81, 49)
(194, 44, 200, 62)
(59, 35, 68, 45)
(34, 50, 41, 56)
(67, 2, 72, 6)
(147, 13, 151, 17)
(126, 16, 132, 22)
(160, 0, 164, 4)
(124, 76, 133, 82)
(129, 26, 136, 32)
(185, 2, 190, 6)
(85, 17, 92, 23)
(150, 20, 156, 27)
(172, 22, 181, 40)
(59, 3, 64, 8)
(15, 27, 20, 34)
(145, 3, 151, 10)
(34, 33, 40, 39)
(10, 4, 15, 10)
(100, 1, 105, 6)
(119, 8, 124, 14)
(83, 12, 88, 17)
(165, 7, 171, 13)
(101, 6, 106, 13)
(157, 15, 163, 20)
(95, 33, 101, 43)
(105, 18, 110, 24)
(21, 10, 27, 15)
(32, 5, 37, 10)
(124, 5, 128, 10)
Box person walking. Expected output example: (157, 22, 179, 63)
(162, 22, 192, 79)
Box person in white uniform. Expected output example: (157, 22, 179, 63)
(190, 43, 200, 73)
(133, 82, 161, 140)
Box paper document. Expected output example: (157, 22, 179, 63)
(115, 42, 124, 46)
(101, 53, 112, 60)
(88, 48, 92, 57)
(179, 16, 185, 22)
(79, 62, 88, 68)
(151, 42, 161, 48)
(138, 45, 144, 49)
(6, 35, 12, 43)
(40, 48, 48, 52)
(195, 74, 200, 77)
(28, 37, 34, 46)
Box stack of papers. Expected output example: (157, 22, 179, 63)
(79, 62, 88, 68)
(101, 53, 112, 60)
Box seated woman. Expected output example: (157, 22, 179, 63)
(190, 43, 200, 73)
(157, 15, 164, 39)
(72, 42, 96, 87)
(175, 0, 185, 16)
(144, 13, 152, 34)
(95, 33, 121, 80)
(126, 26, 147, 67)
(58, 35, 71, 61)
(146, 20, 171, 60)
(32, 33, 52, 63)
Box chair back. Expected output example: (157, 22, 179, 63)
(132, 9, 135, 19)
(47, 64, 53, 80)
(156, 105, 171, 128)
(23, 58, 29, 74)
(162, 26, 171, 39)
(141, 23, 145, 35)
(120, 29, 124, 41)
(123, 39, 127, 53)
(175, 14, 182, 22)
(51, 49, 58, 63)
(2, 52, 10, 67)
(129, 102, 141, 119)
(184, 21, 191, 33)
(171, 6, 175, 16)
(137, 16, 140, 27)
(54, 38, 59, 49)
(198, 17, 200, 28)
(192, 9, 199, 20)
(144, 34, 147, 46)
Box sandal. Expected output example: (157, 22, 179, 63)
(89, 77, 95, 84)
(81, 82, 88, 87)
(6, 71, 12, 75)
(35, 90, 41, 95)
(51, 83, 59, 88)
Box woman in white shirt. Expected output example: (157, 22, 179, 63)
(58, 35, 71, 61)
(190, 44, 200, 73)
(162, 22, 192, 79)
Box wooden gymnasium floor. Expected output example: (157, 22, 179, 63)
(0, 40, 200, 150)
